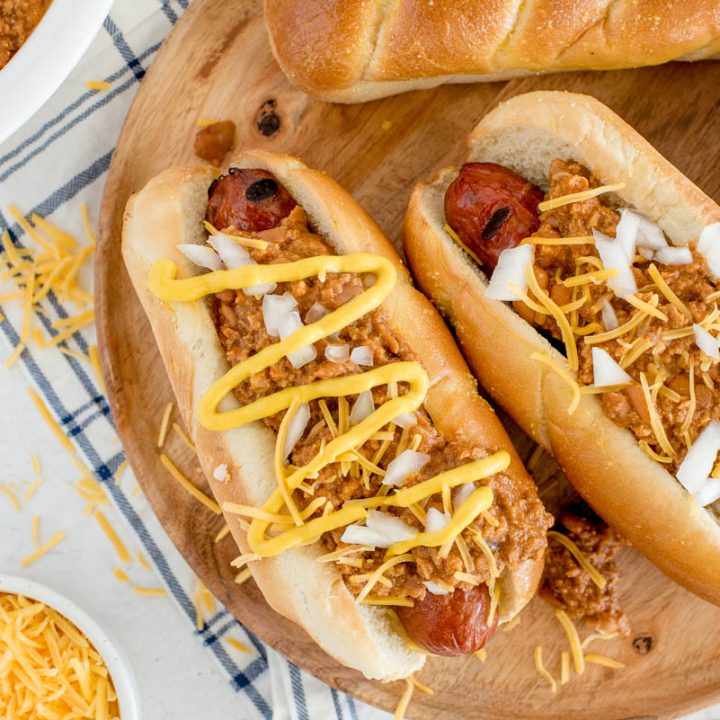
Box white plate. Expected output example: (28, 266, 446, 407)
(0, 0, 115, 144)
(0, 574, 141, 718)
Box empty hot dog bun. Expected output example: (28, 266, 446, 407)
(264, 1, 720, 103)
(122, 150, 549, 680)
(404, 91, 720, 605)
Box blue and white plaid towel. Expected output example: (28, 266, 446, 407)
(0, 1, 391, 718)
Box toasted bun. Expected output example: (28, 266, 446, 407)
(122, 150, 544, 679)
(264, 1, 720, 103)
(404, 90, 720, 605)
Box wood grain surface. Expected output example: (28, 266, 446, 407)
(95, 1, 720, 717)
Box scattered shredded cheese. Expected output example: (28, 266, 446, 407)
(534, 646, 557, 693)
(27, 387, 74, 454)
(584, 653, 625, 669)
(394, 678, 415, 720)
(20, 531, 65, 568)
(226, 637, 251, 654)
(132, 586, 168, 597)
(85, 80, 112, 91)
(555, 610, 585, 675)
(159, 453, 221, 514)
(94, 511, 131, 564)
(157, 402, 174, 448)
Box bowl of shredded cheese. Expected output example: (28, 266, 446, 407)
(0, 574, 140, 719)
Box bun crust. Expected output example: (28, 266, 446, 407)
(264, 1, 720, 102)
(403, 90, 720, 605)
(122, 150, 544, 679)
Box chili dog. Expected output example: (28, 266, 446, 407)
(122, 151, 551, 679)
(404, 91, 720, 605)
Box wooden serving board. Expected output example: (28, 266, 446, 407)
(95, 1, 720, 717)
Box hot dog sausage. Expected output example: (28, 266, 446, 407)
(206, 169, 497, 657)
(396, 584, 498, 656)
(444, 162, 543, 272)
(206, 167, 297, 232)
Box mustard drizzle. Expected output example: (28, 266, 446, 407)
(149, 250, 500, 558)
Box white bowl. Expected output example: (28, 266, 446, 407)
(0, 574, 141, 719)
(0, 0, 115, 144)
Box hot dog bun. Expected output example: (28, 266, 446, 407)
(403, 91, 720, 605)
(122, 150, 546, 680)
(264, 1, 720, 103)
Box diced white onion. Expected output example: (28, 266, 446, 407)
(208, 233, 252, 267)
(340, 511, 416, 548)
(177, 243, 224, 271)
(453, 482, 476, 509)
(283, 403, 310, 459)
(695, 478, 720, 508)
(593, 229, 637, 298)
(349, 390, 375, 426)
(601, 298, 619, 331)
(632, 210, 667, 251)
(615, 210, 640, 261)
(277, 310, 303, 339)
(366, 510, 416, 544)
(262, 292, 298, 336)
(209, 233, 275, 296)
(698, 223, 720, 278)
(287, 345, 317, 369)
(212, 464, 228, 482)
(693, 324, 720, 361)
(392, 412, 417, 429)
(591, 347, 632, 388)
(325, 343, 349, 363)
(425, 507, 451, 533)
(676, 420, 720, 494)
(654, 246, 693, 266)
(350, 346, 374, 367)
(382, 450, 430, 486)
(305, 302, 329, 324)
(638, 247, 655, 260)
(485, 244, 534, 301)
(423, 581, 451, 596)
(340, 525, 389, 548)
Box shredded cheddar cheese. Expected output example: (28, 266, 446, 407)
(526, 266, 579, 370)
(157, 402, 174, 448)
(624, 293, 667, 321)
(530, 352, 581, 415)
(86, 80, 112, 91)
(533, 646, 557, 693)
(0, 593, 119, 718)
(159, 453, 221, 515)
(555, 610, 585, 675)
(537, 183, 625, 212)
(521, 235, 594, 246)
(560, 651, 570, 685)
(20, 532, 65, 568)
(94, 511, 131, 564)
(547, 531, 606, 589)
(647, 264, 691, 319)
(444, 223, 484, 267)
(584, 653, 625, 669)
(394, 678, 415, 720)
(639, 372, 676, 457)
